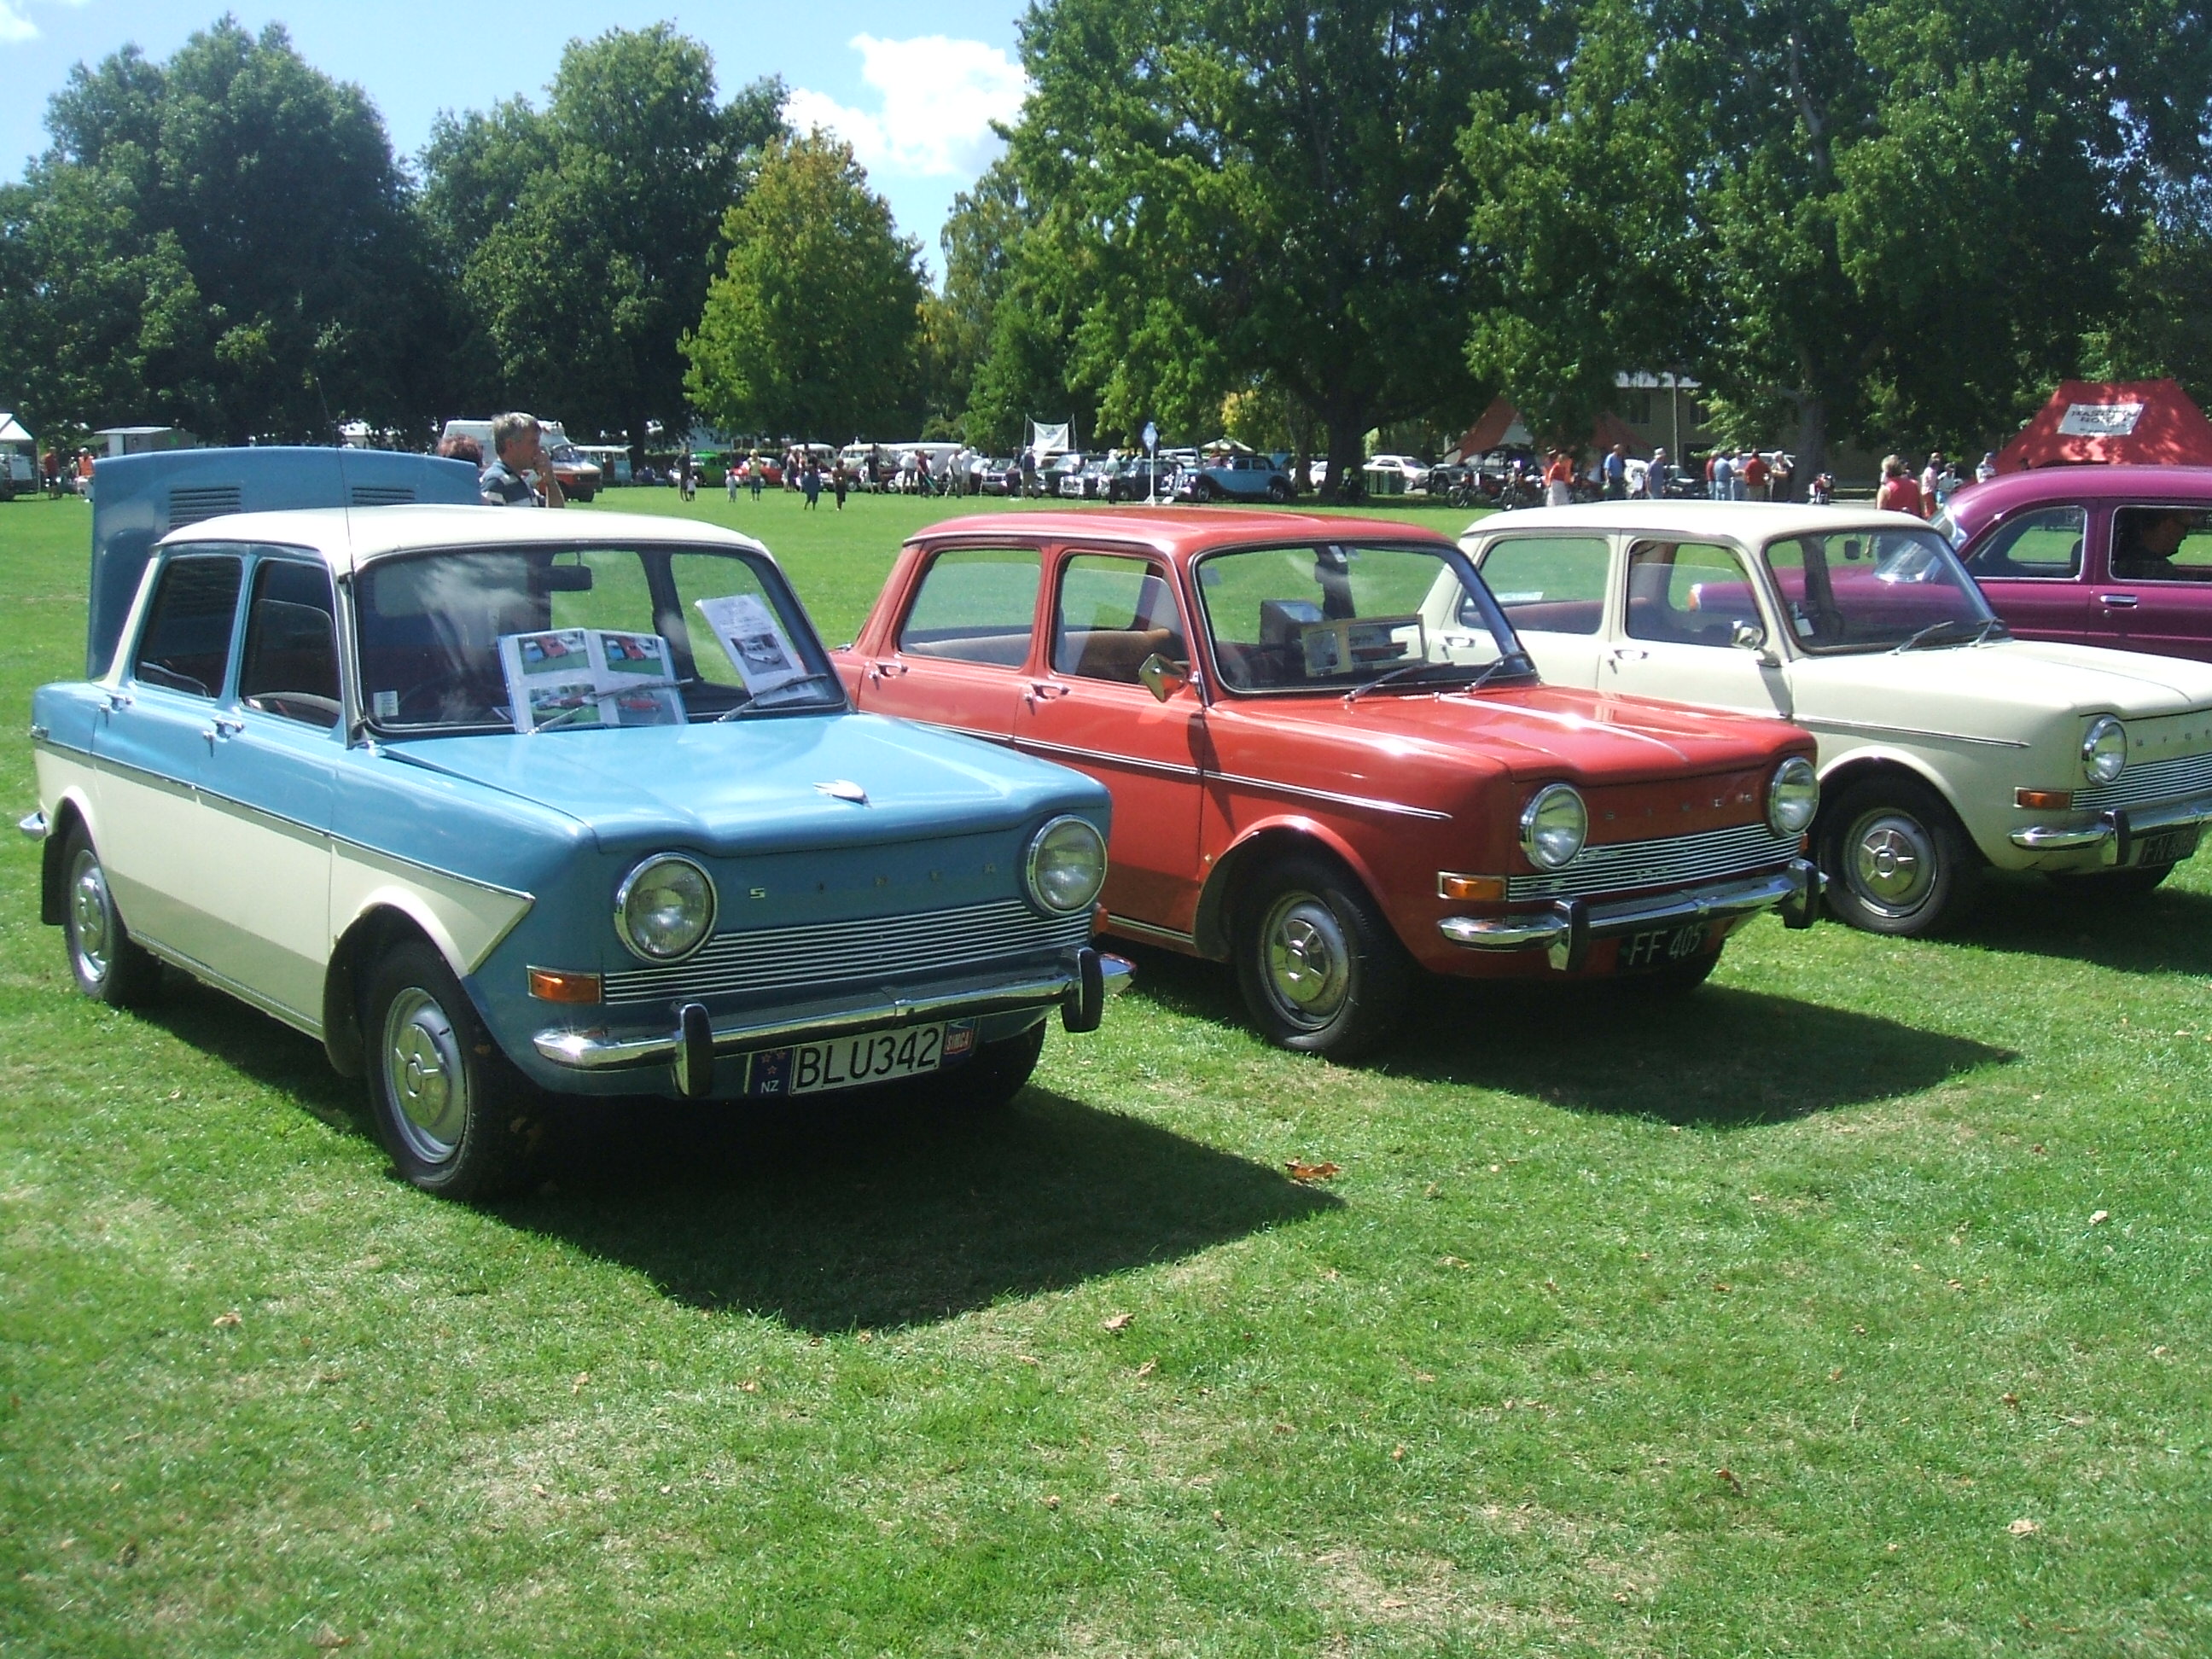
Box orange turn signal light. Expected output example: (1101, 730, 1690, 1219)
(2014, 789, 2074, 810)
(1437, 872, 1506, 902)
(1093, 901, 1110, 935)
(527, 967, 603, 1004)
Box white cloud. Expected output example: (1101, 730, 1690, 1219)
(2, 0, 91, 46)
(786, 34, 1027, 181)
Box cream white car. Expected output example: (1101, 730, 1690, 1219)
(1454, 503, 2212, 934)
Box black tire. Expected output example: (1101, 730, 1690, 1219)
(1233, 855, 1412, 1058)
(362, 940, 538, 1200)
(1818, 776, 1983, 936)
(1196, 477, 1221, 504)
(1612, 946, 1722, 995)
(60, 824, 162, 1007)
(2046, 862, 2177, 899)
(939, 1020, 1046, 1113)
(1266, 477, 1292, 504)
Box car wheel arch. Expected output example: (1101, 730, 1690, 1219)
(1812, 751, 1978, 852)
(1193, 821, 1394, 961)
(38, 794, 94, 927)
(323, 905, 466, 1080)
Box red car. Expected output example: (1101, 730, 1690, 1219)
(1944, 465, 2212, 661)
(837, 511, 1823, 1057)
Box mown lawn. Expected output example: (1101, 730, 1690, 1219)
(2, 486, 2208, 1656)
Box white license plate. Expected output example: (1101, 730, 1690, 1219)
(746, 1021, 975, 1097)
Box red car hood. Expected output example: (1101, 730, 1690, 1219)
(1229, 684, 1803, 782)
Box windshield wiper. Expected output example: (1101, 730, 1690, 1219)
(1892, 616, 2006, 653)
(712, 673, 840, 719)
(528, 699, 601, 734)
(1343, 654, 1523, 706)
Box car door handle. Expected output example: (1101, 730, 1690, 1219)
(1028, 682, 1071, 700)
(870, 661, 908, 679)
(1609, 648, 1649, 662)
(103, 691, 132, 712)
(212, 715, 245, 737)
(2098, 593, 2139, 608)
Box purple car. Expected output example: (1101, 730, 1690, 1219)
(1942, 465, 2212, 661)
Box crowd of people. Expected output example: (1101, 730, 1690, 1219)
(1876, 450, 2000, 519)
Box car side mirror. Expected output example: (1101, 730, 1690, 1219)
(1138, 653, 1191, 702)
(1730, 618, 1765, 651)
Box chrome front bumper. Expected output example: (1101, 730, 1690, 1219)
(1437, 859, 1823, 972)
(2010, 792, 2212, 863)
(533, 946, 1133, 1097)
(19, 811, 46, 842)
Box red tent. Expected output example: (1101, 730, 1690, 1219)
(1447, 396, 1646, 461)
(1995, 378, 2212, 472)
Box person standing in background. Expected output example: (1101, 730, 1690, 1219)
(480, 413, 565, 508)
(801, 457, 822, 509)
(1603, 443, 1627, 500)
(1543, 449, 1575, 506)
(1976, 451, 1999, 484)
(1919, 452, 1944, 515)
(1877, 455, 1923, 515)
(1740, 449, 1771, 500)
(833, 463, 849, 510)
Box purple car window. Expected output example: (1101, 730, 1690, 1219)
(1964, 507, 2084, 580)
(2112, 506, 2212, 583)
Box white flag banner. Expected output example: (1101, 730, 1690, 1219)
(1028, 421, 1072, 457)
(2058, 403, 2145, 437)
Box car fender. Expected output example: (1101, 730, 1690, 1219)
(35, 783, 98, 926)
(1191, 812, 1394, 960)
(1811, 743, 1987, 853)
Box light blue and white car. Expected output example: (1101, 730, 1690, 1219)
(26, 450, 1126, 1198)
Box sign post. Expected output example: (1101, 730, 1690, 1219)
(1142, 421, 1159, 504)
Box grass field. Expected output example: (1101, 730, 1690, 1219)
(3, 486, 2208, 1656)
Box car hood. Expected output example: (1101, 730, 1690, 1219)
(377, 712, 1104, 854)
(1239, 683, 1804, 782)
(1790, 638, 2212, 722)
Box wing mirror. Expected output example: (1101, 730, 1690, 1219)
(1138, 653, 1191, 702)
(1731, 618, 1778, 665)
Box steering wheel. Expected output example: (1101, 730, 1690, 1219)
(246, 692, 341, 725)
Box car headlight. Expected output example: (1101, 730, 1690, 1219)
(1025, 815, 1107, 913)
(2081, 716, 2128, 784)
(1519, 783, 1587, 869)
(614, 854, 717, 962)
(1767, 756, 1819, 835)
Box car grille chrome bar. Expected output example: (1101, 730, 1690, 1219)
(1507, 820, 1802, 901)
(2076, 748, 2212, 810)
(601, 897, 1094, 1007)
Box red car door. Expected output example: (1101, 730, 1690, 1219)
(1959, 504, 2098, 646)
(853, 543, 1041, 741)
(1016, 550, 1208, 937)
(2101, 503, 2212, 662)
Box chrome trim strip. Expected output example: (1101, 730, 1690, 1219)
(89, 752, 197, 804)
(1796, 717, 2029, 751)
(2010, 823, 2111, 850)
(1103, 913, 1197, 948)
(327, 835, 535, 905)
(134, 934, 324, 1039)
(1440, 866, 1809, 954)
(2077, 748, 2212, 810)
(1207, 771, 1452, 822)
(535, 954, 1134, 1071)
(2119, 793, 2212, 836)
(1015, 736, 1203, 781)
(19, 811, 46, 842)
(195, 787, 329, 847)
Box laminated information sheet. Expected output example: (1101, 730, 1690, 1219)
(496, 627, 685, 731)
(695, 593, 812, 701)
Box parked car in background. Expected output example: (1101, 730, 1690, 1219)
(1362, 455, 1430, 497)
(836, 509, 1821, 1058)
(1176, 451, 1295, 504)
(1106, 457, 1173, 502)
(1941, 465, 2212, 663)
(27, 450, 1129, 1200)
(1463, 502, 2212, 935)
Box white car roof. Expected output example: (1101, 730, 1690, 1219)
(1462, 501, 1932, 542)
(159, 504, 772, 576)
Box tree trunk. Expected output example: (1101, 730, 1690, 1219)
(1320, 414, 1367, 504)
(1792, 393, 1827, 501)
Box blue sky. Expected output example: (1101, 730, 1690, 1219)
(0, 0, 1031, 274)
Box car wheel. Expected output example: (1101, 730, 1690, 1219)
(1819, 777, 1982, 936)
(1196, 477, 1220, 504)
(364, 940, 537, 1200)
(1266, 478, 1292, 504)
(1234, 856, 1411, 1058)
(946, 1020, 1046, 1112)
(2046, 862, 2177, 899)
(61, 824, 162, 1007)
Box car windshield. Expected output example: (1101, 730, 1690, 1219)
(1195, 541, 1533, 694)
(1761, 527, 1999, 653)
(353, 543, 844, 733)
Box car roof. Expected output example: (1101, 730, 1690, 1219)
(158, 504, 771, 574)
(1459, 501, 1935, 542)
(1945, 464, 2212, 530)
(907, 509, 1457, 559)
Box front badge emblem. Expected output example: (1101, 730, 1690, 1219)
(813, 779, 869, 805)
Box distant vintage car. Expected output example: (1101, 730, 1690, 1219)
(1940, 464, 2212, 662)
(835, 509, 1822, 1059)
(1361, 454, 1430, 497)
(1462, 502, 2212, 934)
(1176, 451, 1295, 504)
(26, 451, 1128, 1200)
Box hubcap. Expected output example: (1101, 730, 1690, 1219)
(1261, 892, 1352, 1027)
(381, 987, 468, 1165)
(1848, 809, 1937, 914)
(68, 850, 113, 981)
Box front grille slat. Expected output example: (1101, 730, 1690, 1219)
(603, 897, 1091, 1007)
(2077, 748, 2212, 810)
(1508, 821, 1799, 901)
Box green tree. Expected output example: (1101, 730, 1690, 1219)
(419, 26, 783, 452)
(683, 134, 927, 441)
(1008, 0, 1526, 496)
(0, 20, 432, 440)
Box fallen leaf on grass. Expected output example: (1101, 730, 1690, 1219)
(2002, 1392, 2020, 1408)
(1382, 1597, 1410, 1610)
(738, 1379, 760, 1393)
(311, 1625, 352, 1650)
(1016, 1354, 1042, 1367)
(1715, 1467, 1742, 1493)
(571, 1372, 589, 1394)
(1392, 1445, 1406, 1461)
(212, 1311, 241, 1329)
(1100, 1312, 1132, 1333)
(1133, 1359, 1156, 1378)
(1613, 1592, 1631, 1605)
(2089, 1209, 2110, 1226)
(1285, 1160, 1341, 1182)
(1044, 1494, 1061, 1511)
(532, 1483, 548, 1499)
(2008, 1518, 2040, 1537)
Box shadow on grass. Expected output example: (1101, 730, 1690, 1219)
(1118, 945, 2012, 1127)
(510, 1086, 1337, 1332)
(1953, 871, 2212, 977)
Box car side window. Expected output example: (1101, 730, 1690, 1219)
(132, 554, 243, 698)
(1481, 537, 1610, 635)
(1053, 555, 1187, 683)
(238, 559, 341, 727)
(898, 548, 1041, 667)
(1624, 542, 1761, 647)
(2111, 506, 2212, 582)
(1965, 507, 2084, 579)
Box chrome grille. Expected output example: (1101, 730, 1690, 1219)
(1508, 820, 1800, 900)
(2076, 748, 2212, 810)
(602, 898, 1092, 1008)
